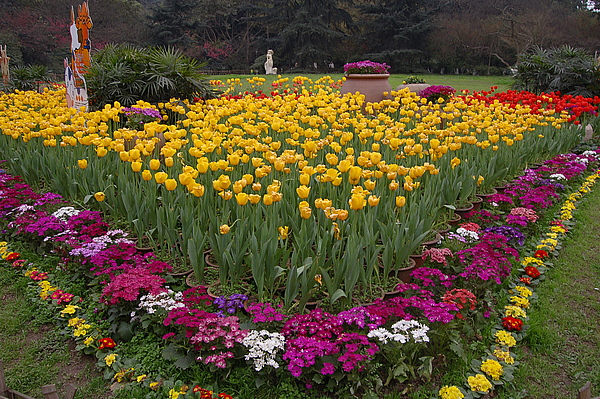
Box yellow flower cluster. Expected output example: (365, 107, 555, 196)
(493, 349, 515, 365)
(504, 305, 527, 318)
(438, 385, 465, 399)
(513, 285, 532, 297)
(480, 359, 504, 381)
(467, 373, 492, 392)
(38, 280, 57, 300)
(495, 330, 517, 347)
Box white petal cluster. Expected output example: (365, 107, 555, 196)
(456, 227, 479, 243)
(138, 289, 185, 314)
(52, 206, 81, 221)
(242, 329, 286, 371)
(368, 320, 430, 344)
(549, 173, 566, 181)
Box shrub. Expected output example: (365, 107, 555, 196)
(513, 45, 600, 97)
(5, 65, 50, 92)
(85, 44, 220, 109)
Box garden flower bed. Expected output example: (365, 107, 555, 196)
(0, 79, 599, 398)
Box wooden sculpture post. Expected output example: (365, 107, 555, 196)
(66, 1, 92, 111)
(0, 45, 9, 85)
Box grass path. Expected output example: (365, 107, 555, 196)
(0, 256, 111, 399)
(499, 179, 600, 399)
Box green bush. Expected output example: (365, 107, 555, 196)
(3, 64, 50, 92)
(513, 45, 600, 96)
(85, 44, 221, 109)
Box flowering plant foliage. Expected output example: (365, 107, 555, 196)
(343, 60, 390, 74)
(420, 85, 456, 102)
(122, 107, 161, 131)
(402, 76, 426, 84)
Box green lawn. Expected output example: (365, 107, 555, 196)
(208, 73, 514, 94)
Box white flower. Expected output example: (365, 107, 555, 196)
(242, 330, 286, 371)
(52, 206, 81, 221)
(456, 227, 479, 243)
(549, 173, 566, 181)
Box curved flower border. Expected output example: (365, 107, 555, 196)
(438, 169, 600, 399)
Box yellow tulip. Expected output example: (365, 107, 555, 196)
(349, 166, 362, 181)
(337, 209, 349, 221)
(96, 147, 108, 157)
(348, 194, 366, 211)
(149, 159, 161, 170)
(94, 192, 105, 202)
(248, 194, 261, 204)
(219, 190, 233, 200)
(164, 179, 177, 191)
(119, 151, 129, 162)
(164, 157, 174, 167)
(141, 170, 152, 181)
(220, 224, 230, 234)
(364, 179, 376, 191)
(395, 196, 406, 207)
(252, 182, 262, 191)
(368, 195, 380, 207)
(451, 157, 461, 169)
(77, 159, 88, 169)
(296, 185, 310, 199)
(299, 206, 312, 219)
(299, 173, 311, 185)
(389, 180, 399, 191)
(190, 184, 205, 197)
(278, 226, 289, 240)
(235, 192, 249, 206)
(179, 173, 192, 185)
(154, 172, 168, 184)
(131, 161, 142, 172)
(263, 194, 274, 205)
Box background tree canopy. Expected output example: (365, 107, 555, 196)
(0, 0, 599, 75)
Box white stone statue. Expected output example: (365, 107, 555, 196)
(264, 49, 277, 75)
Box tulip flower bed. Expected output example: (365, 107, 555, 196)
(1, 148, 599, 398)
(0, 78, 599, 397)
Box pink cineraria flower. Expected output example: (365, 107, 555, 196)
(422, 247, 454, 266)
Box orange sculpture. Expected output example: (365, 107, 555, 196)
(66, 2, 92, 110)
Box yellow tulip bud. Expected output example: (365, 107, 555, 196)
(395, 196, 406, 207)
(131, 161, 142, 173)
(119, 151, 129, 162)
(364, 179, 376, 191)
(368, 195, 380, 207)
(263, 193, 274, 205)
(299, 206, 312, 219)
(337, 209, 349, 221)
(94, 192, 105, 202)
(191, 184, 205, 197)
(154, 172, 168, 184)
(299, 173, 311, 185)
(96, 147, 108, 157)
(248, 194, 261, 204)
(296, 185, 310, 199)
(349, 166, 362, 181)
(164, 157, 174, 167)
(179, 173, 192, 185)
(278, 226, 289, 240)
(165, 179, 177, 191)
(348, 194, 366, 211)
(235, 192, 249, 206)
(149, 159, 161, 170)
(219, 190, 233, 200)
